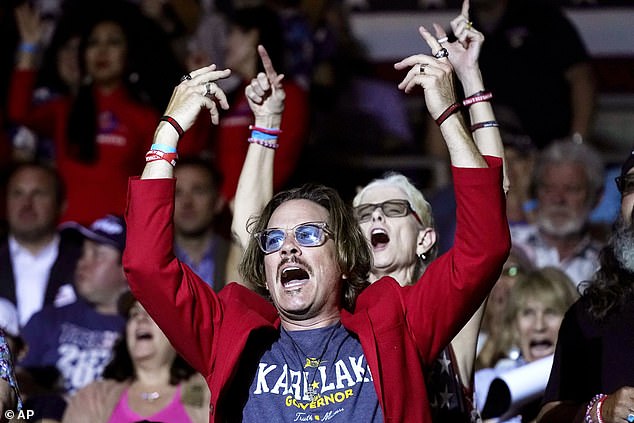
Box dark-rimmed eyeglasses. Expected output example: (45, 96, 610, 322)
(615, 174, 634, 195)
(353, 199, 422, 224)
(254, 221, 333, 254)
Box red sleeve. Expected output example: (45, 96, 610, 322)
(7, 69, 60, 137)
(123, 177, 220, 373)
(404, 156, 511, 362)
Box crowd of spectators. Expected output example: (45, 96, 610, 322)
(0, 0, 630, 422)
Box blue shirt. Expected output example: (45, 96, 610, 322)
(242, 323, 383, 422)
(20, 299, 124, 394)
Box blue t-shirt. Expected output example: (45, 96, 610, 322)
(20, 299, 125, 394)
(242, 323, 383, 422)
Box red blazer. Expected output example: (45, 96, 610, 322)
(123, 157, 509, 422)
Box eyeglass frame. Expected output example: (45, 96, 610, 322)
(353, 199, 423, 225)
(615, 174, 634, 195)
(253, 221, 334, 254)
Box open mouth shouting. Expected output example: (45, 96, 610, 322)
(370, 228, 390, 250)
(135, 328, 154, 341)
(527, 337, 555, 360)
(279, 261, 311, 291)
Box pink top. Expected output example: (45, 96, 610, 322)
(107, 385, 192, 423)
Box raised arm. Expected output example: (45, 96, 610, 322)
(141, 65, 230, 180)
(428, 0, 507, 388)
(439, 0, 507, 190)
(231, 46, 285, 253)
(394, 26, 485, 169)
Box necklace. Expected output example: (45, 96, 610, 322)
(282, 322, 341, 401)
(140, 391, 160, 402)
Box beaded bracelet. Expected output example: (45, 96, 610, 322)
(435, 103, 461, 126)
(470, 120, 500, 132)
(145, 149, 178, 166)
(159, 116, 184, 139)
(584, 393, 606, 423)
(462, 90, 493, 107)
(248, 138, 279, 150)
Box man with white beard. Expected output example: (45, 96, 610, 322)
(511, 140, 604, 287)
(537, 150, 634, 423)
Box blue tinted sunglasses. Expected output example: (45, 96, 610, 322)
(254, 221, 333, 254)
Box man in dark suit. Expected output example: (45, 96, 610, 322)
(0, 162, 81, 327)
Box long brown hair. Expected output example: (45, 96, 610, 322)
(239, 184, 371, 311)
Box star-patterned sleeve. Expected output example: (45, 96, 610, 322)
(0, 330, 22, 411)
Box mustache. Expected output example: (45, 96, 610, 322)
(277, 256, 312, 275)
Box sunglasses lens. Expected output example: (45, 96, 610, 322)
(354, 205, 374, 223)
(295, 224, 324, 247)
(261, 229, 285, 253)
(382, 200, 409, 217)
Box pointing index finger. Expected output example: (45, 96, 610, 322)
(461, 0, 470, 20)
(258, 45, 278, 81)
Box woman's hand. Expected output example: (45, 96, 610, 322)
(436, 0, 485, 91)
(245, 45, 285, 123)
(14, 3, 42, 45)
(162, 64, 231, 130)
(393, 26, 457, 121)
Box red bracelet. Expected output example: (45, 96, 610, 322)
(435, 103, 461, 126)
(248, 125, 282, 135)
(145, 149, 178, 166)
(159, 115, 184, 139)
(462, 90, 493, 107)
(596, 395, 606, 423)
(470, 120, 499, 132)
(248, 138, 279, 150)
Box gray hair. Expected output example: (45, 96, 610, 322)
(533, 140, 604, 205)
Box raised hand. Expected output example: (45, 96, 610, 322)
(435, 0, 484, 85)
(14, 3, 43, 45)
(162, 64, 231, 129)
(245, 45, 286, 122)
(394, 26, 457, 121)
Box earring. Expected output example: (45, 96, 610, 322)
(419, 253, 426, 261)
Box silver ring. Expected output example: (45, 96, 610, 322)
(627, 413, 634, 423)
(437, 36, 449, 44)
(180, 74, 192, 83)
(419, 64, 426, 74)
(434, 48, 449, 59)
(204, 81, 213, 96)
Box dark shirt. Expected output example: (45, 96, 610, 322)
(475, 0, 590, 148)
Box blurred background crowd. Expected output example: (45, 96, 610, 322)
(0, 0, 632, 421)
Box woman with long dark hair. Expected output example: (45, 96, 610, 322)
(9, 2, 167, 225)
